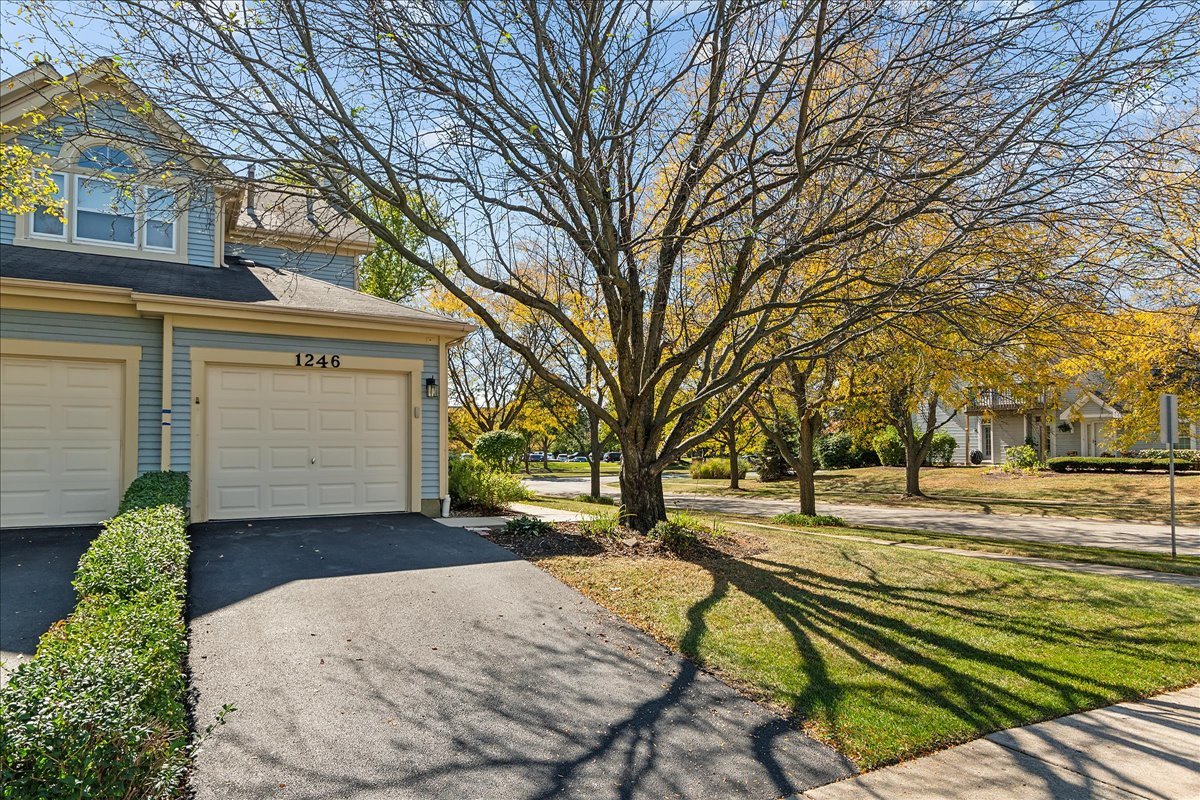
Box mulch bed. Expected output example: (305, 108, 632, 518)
(488, 521, 768, 561)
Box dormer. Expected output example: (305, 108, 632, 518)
(2, 60, 370, 288)
(1, 60, 234, 267)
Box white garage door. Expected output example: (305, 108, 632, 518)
(0, 356, 124, 527)
(205, 365, 410, 520)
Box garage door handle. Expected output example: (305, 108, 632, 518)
(311, 458, 316, 465)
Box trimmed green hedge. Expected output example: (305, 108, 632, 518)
(119, 470, 190, 514)
(0, 472, 191, 799)
(1047, 457, 1195, 474)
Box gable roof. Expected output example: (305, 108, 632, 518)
(2, 59, 236, 184)
(1059, 389, 1122, 421)
(0, 244, 468, 332)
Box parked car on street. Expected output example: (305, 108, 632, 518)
(602, 452, 622, 463)
(569, 455, 590, 463)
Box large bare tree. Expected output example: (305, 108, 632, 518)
(15, 0, 1198, 529)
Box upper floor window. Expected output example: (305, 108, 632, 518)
(24, 143, 180, 257)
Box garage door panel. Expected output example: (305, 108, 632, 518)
(269, 447, 309, 470)
(206, 366, 411, 520)
(317, 446, 356, 469)
(364, 375, 400, 396)
(317, 483, 356, 506)
(215, 485, 261, 512)
(1, 356, 124, 528)
(271, 372, 310, 393)
(364, 482, 402, 504)
(63, 404, 119, 432)
(217, 446, 261, 470)
(270, 408, 310, 432)
(318, 373, 355, 394)
(318, 409, 355, 433)
(364, 446, 401, 468)
(1, 447, 51, 475)
(217, 368, 262, 392)
(269, 484, 310, 509)
(364, 410, 401, 433)
(61, 487, 116, 514)
(2, 360, 52, 387)
(2, 404, 53, 432)
(62, 446, 117, 474)
(218, 406, 261, 431)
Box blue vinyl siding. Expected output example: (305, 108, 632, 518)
(0, 212, 13, 244)
(224, 243, 357, 289)
(186, 187, 217, 267)
(0, 308, 163, 474)
(171, 328, 440, 499)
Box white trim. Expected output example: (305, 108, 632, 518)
(27, 172, 68, 241)
(1058, 390, 1122, 422)
(74, 173, 138, 249)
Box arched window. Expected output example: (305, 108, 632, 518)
(77, 145, 138, 175)
(27, 140, 179, 254)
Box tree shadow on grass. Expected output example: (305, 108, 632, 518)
(669, 539, 1197, 770)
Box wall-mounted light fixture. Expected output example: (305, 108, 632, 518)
(426, 376, 439, 398)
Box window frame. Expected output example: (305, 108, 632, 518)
(72, 173, 140, 249)
(19, 143, 186, 260)
(27, 172, 68, 242)
(140, 185, 179, 253)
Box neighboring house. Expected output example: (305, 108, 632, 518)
(962, 387, 1195, 465)
(0, 62, 471, 528)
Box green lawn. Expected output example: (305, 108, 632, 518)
(534, 521, 1200, 768)
(662, 466, 1199, 523)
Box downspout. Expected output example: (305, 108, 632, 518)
(160, 314, 173, 470)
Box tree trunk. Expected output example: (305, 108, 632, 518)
(728, 419, 741, 490)
(589, 408, 602, 499)
(897, 393, 938, 498)
(904, 448, 925, 497)
(619, 444, 666, 533)
(542, 435, 552, 472)
(797, 413, 818, 515)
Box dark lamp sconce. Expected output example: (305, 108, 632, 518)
(426, 376, 439, 398)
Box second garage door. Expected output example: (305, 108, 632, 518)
(205, 365, 411, 520)
(0, 355, 125, 528)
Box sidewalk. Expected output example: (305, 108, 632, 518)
(804, 686, 1199, 800)
(517, 475, 1199, 554)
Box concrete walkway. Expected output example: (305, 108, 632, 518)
(519, 475, 1200, 555)
(804, 686, 1199, 800)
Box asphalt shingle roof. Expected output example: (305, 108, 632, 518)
(0, 244, 465, 329)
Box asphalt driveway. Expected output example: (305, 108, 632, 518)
(0, 526, 98, 685)
(188, 513, 852, 799)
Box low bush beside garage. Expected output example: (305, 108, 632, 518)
(0, 472, 192, 799)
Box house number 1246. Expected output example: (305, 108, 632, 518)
(295, 353, 341, 368)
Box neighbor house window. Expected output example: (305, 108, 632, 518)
(980, 422, 993, 460)
(29, 173, 66, 238)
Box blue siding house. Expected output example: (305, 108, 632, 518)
(1, 61, 470, 526)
